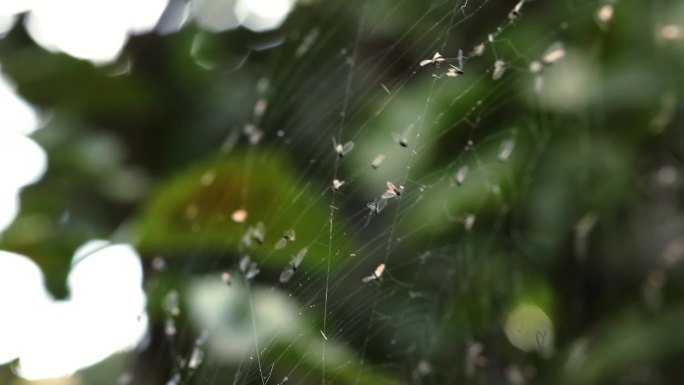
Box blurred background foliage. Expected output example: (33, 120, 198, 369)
(1, 0, 684, 384)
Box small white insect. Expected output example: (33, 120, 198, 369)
(381, 181, 404, 199)
(332, 178, 345, 191)
(469, 43, 486, 58)
(498, 138, 516, 162)
(240, 255, 260, 279)
(371, 154, 386, 169)
(508, 0, 525, 20)
(464, 214, 476, 231)
(333, 138, 354, 158)
(492, 60, 507, 80)
(454, 166, 469, 186)
(420, 52, 446, 67)
(541, 42, 566, 65)
(362, 263, 386, 283)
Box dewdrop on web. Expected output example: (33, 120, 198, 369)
(362, 263, 386, 283)
(333, 138, 354, 158)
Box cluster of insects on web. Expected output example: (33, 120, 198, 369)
(415, 0, 570, 94)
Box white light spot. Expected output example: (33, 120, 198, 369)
(191, 0, 240, 33)
(24, 0, 168, 65)
(0, 241, 148, 380)
(235, 0, 295, 32)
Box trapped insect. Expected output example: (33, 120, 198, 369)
(492, 60, 507, 80)
(275, 229, 296, 249)
(332, 138, 354, 158)
(381, 181, 404, 199)
(498, 138, 516, 162)
(239, 255, 260, 280)
(279, 247, 308, 283)
(332, 178, 345, 191)
(530, 42, 566, 92)
(469, 43, 485, 58)
(362, 263, 386, 283)
(454, 166, 469, 186)
(392, 132, 409, 147)
(420, 52, 446, 67)
(541, 42, 565, 65)
(508, 0, 525, 20)
(371, 154, 386, 169)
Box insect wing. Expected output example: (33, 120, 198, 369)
(293, 247, 308, 268)
(341, 141, 354, 156)
(381, 190, 397, 199)
(362, 275, 376, 283)
(239, 256, 251, 274)
(246, 263, 260, 279)
(279, 268, 295, 283)
(274, 238, 287, 250)
(376, 197, 388, 212)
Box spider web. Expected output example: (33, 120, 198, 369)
(137, 1, 624, 384)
